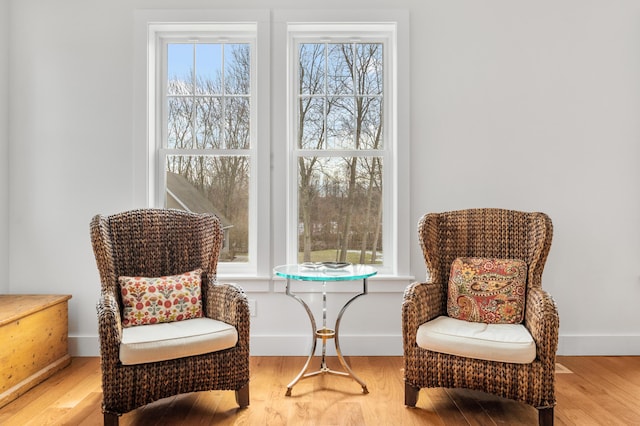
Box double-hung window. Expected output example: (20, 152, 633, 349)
(163, 36, 254, 263)
(141, 19, 264, 276)
(285, 22, 405, 276)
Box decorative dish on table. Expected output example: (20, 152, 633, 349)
(300, 262, 323, 270)
(300, 261, 351, 270)
(321, 262, 351, 269)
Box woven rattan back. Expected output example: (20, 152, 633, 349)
(90, 208, 224, 297)
(418, 208, 552, 290)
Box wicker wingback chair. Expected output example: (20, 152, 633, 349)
(90, 209, 250, 425)
(402, 208, 559, 426)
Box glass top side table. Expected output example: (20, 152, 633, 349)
(274, 263, 377, 396)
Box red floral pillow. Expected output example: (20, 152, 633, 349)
(447, 257, 527, 324)
(119, 269, 203, 327)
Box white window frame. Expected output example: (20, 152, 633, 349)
(134, 10, 271, 278)
(275, 12, 410, 277)
(134, 9, 409, 281)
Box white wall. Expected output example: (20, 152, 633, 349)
(0, 0, 9, 292)
(410, 0, 640, 355)
(7, 0, 640, 356)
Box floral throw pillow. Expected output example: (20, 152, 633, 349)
(447, 257, 527, 324)
(119, 269, 203, 327)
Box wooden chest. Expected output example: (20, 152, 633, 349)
(0, 294, 72, 408)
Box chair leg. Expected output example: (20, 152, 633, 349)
(404, 382, 420, 407)
(538, 406, 554, 426)
(235, 383, 250, 408)
(104, 412, 119, 426)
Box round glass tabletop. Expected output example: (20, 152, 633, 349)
(274, 263, 377, 282)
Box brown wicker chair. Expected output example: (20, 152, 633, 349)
(90, 209, 250, 426)
(403, 208, 558, 426)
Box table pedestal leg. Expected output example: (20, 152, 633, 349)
(285, 278, 369, 396)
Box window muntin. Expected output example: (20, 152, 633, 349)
(291, 33, 392, 270)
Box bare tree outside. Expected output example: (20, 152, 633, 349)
(297, 42, 384, 264)
(163, 40, 384, 265)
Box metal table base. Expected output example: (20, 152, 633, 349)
(284, 277, 369, 396)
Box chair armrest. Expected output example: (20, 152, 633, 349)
(524, 287, 559, 364)
(204, 281, 250, 341)
(402, 281, 446, 349)
(96, 292, 123, 367)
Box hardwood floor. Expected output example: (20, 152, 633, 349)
(0, 356, 639, 425)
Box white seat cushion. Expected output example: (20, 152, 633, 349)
(120, 317, 238, 365)
(416, 315, 536, 364)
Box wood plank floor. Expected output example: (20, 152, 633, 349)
(0, 356, 639, 425)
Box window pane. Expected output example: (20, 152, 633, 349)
(225, 44, 251, 95)
(297, 156, 383, 264)
(356, 43, 383, 95)
(299, 43, 325, 95)
(167, 96, 194, 149)
(168, 44, 193, 95)
(327, 96, 354, 149)
(195, 96, 222, 149)
(360, 96, 383, 149)
(195, 44, 222, 95)
(225, 97, 250, 149)
(166, 155, 250, 263)
(327, 43, 353, 95)
(299, 97, 325, 149)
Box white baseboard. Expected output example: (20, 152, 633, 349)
(68, 334, 640, 357)
(248, 335, 404, 356)
(68, 334, 404, 357)
(558, 335, 640, 356)
(69, 336, 100, 357)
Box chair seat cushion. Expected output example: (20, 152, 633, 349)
(416, 315, 536, 364)
(120, 317, 238, 365)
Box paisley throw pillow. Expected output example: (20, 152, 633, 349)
(119, 269, 203, 327)
(447, 257, 527, 324)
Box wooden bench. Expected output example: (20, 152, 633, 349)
(0, 294, 72, 408)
